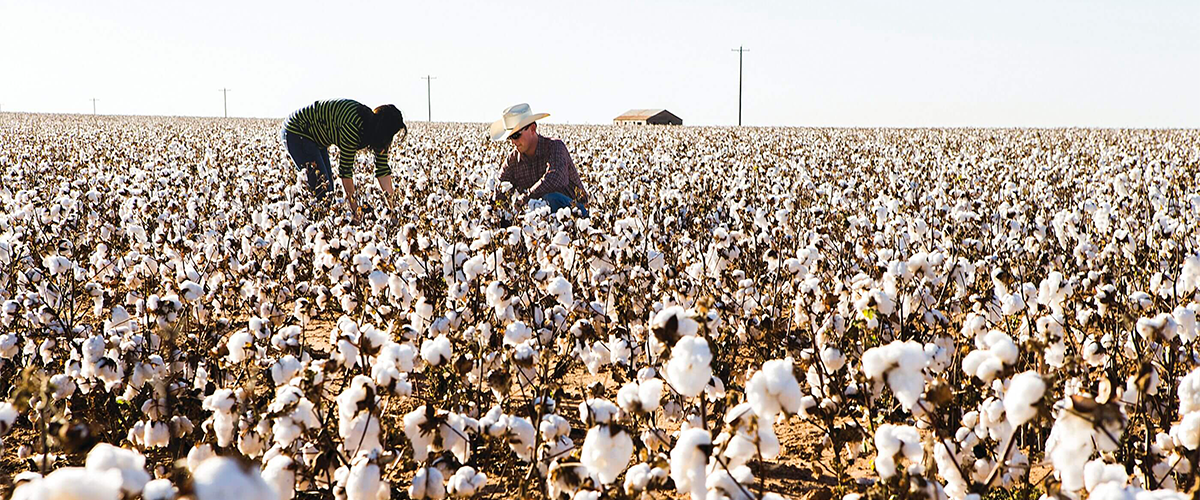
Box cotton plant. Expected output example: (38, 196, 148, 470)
(5, 115, 1200, 500)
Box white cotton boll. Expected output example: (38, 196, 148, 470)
(581, 425, 634, 484)
(1179, 255, 1200, 296)
(410, 466, 446, 500)
(1003, 371, 1046, 426)
(262, 455, 295, 500)
(180, 280, 204, 302)
(623, 463, 667, 495)
(580, 399, 621, 425)
(191, 457, 276, 500)
(270, 355, 303, 387)
(962, 330, 1018, 383)
(1045, 402, 1122, 493)
(12, 467, 123, 500)
(0, 402, 18, 434)
(666, 336, 712, 398)
(186, 444, 215, 473)
(463, 255, 487, 282)
(651, 306, 700, 338)
(746, 357, 803, 422)
(345, 452, 386, 500)
(43, 255, 73, 275)
(226, 330, 253, 363)
(1170, 413, 1200, 450)
(367, 270, 389, 296)
(446, 466, 487, 497)
(820, 347, 846, 372)
(861, 340, 927, 411)
(85, 443, 151, 495)
(1083, 460, 1128, 492)
(547, 276, 574, 308)
(874, 424, 923, 479)
(1179, 367, 1200, 415)
(504, 322, 533, 346)
(352, 253, 374, 274)
(420, 334, 453, 366)
(145, 421, 171, 448)
(616, 378, 663, 413)
(201, 389, 238, 448)
(1175, 304, 1198, 344)
(142, 479, 177, 500)
(670, 428, 711, 500)
(1137, 313, 1179, 342)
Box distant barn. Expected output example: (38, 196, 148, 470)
(613, 109, 682, 126)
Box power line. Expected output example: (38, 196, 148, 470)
(219, 88, 231, 118)
(731, 46, 748, 126)
(90, 98, 99, 116)
(421, 75, 436, 121)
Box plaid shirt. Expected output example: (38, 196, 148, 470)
(500, 135, 589, 203)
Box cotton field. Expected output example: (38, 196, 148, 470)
(1, 113, 1200, 500)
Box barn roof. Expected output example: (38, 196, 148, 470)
(614, 109, 667, 121)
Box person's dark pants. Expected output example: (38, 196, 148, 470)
(284, 131, 335, 200)
(540, 192, 589, 217)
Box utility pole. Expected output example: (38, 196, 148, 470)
(219, 88, 231, 118)
(90, 98, 99, 115)
(731, 46, 748, 126)
(421, 75, 436, 121)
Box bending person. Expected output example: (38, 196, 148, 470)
(283, 99, 406, 218)
(489, 103, 589, 216)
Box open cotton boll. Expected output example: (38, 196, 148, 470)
(1179, 255, 1200, 296)
(581, 425, 634, 484)
(367, 270, 389, 296)
(547, 276, 574, 308)
(85, 443, 151, 495)
(446, 466, 487, 497)
(651, 306, 700, 341)
(623, 462, 668, 495)
(670, 428, 711, 500)
(180, 280, 204, 302)
(1170, 413, 1200, 450)
(191, 457, 276, 500)
(345, 452, 388, 500)
(820, 347, 846, 372)
(862, 340, 928, 411)
(201, 389, 238, 448)
(142, 478, 177, 500)
(1175, 304, 1198, 344)
(874, 424, 923, 479)
(1137, 313, 1179, 343)
(261, 455, 295, 500)
(666, 336, 712, 398)
(226, 330, 253, 363)
(1045, 399, 1124, 493)
(1179, 367, 1200, 415)
(746, 357, 803, 423)
(1083, 459, 1128, 492)
(352, 253, 374, 274)
(961, 330, 1018, 383)
(1003, 371, 1046, 426)
(420, 334, 453, 366)
(617, 379, 663, 414)
(12, 467, 124, 500)
(504, 322, 533, 346)
(410, 466, 446, 500)
(580, 398, 621, 426)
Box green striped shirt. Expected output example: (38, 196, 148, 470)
(283, 99, 391, 178)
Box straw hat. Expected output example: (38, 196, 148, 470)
(488, 103, 549, 142)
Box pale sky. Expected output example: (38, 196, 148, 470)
(1, 0, 1197, 127)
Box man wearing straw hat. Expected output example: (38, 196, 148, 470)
(489, 103, 589, 216)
